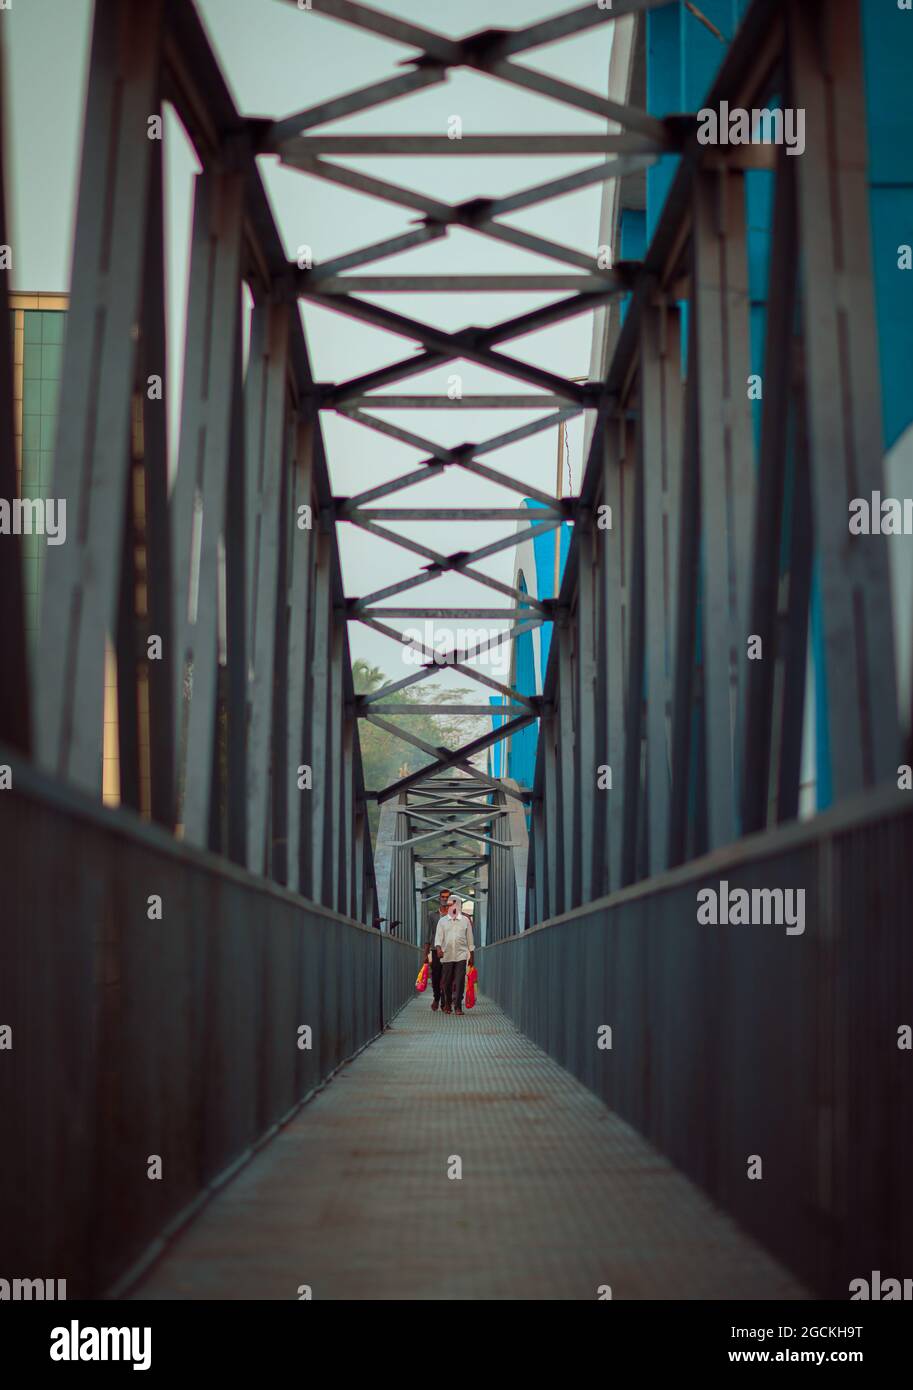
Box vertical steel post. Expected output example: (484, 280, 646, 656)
(692, 165, 756, 849)
(789, 0, 899, 797)
(170, 170, 244, 844)
(36, 0, 164, 792)
(641, 300, 683, 874)
(285, 417, 315, 894)
(244, 296, 291, 875)
(599, 415, 628, 892)
(308, 530, 333, 906)
(138, 139, 175, 829)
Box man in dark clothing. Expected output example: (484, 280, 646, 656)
(425, 890, 451, 1011)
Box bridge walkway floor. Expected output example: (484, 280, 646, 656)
(133, 994, 807, 1300)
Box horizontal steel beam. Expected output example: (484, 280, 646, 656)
(343, 508, 562, 521)
(357, 704, 527, 715)
(279, 133, 666, 157)
(326, 394, 579, 409)
(356, 607, 536, 620)
(304, 274, 623, 293)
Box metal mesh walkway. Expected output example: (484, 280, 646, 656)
(133, 994, 807, 1301)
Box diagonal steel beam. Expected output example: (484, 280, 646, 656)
(323, 349, 451, 404)
(368, 709, 537, 802)
(337, 467, 445, 510)
(303, 224, 447, 281)
(473, 219, 609, 271)
(422, 871, 482, 894)
(299, 280, 601, 400)
(353, 554, 548, 613)
(355, 615, 541, 707)
(342, 517, 561, 602)
(477, 59, 664, 138)
(338, 405, 572, 505)
(396, 807, 501, 839)
(288, 155, 450, 219)
(389, 751, 532, 805)
(335, 408, 452, 463)
(490, 0, 683, 57)
(264, 65, 446, 146)
(278, 0, 674, 135)
(283, 0, 673, 64)
(407, 797, 499, 808)
(280, 0, 462, 63)
(288, 155, 641, 293)
(353, 563, 546, 614)
(401, 823, 515, 852)
(484, 154, 658, 218)
(406, 807, 503, 824)
(290, 151, 655, 245)
(345, 401, 582, 466)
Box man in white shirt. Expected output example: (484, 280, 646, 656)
(434, 894, 475, 1016)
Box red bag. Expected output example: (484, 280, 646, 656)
(415, 962, 429, 993)
(465, 965, 478, 1009)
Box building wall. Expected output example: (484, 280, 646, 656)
(10, 293, 121, 807)
(10, 292, 66, 661)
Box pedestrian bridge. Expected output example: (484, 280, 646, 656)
(2, 0, 912, 1301)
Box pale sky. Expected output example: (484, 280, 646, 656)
(6, 0, 617, 687)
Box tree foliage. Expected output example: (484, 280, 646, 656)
(353, 658, 488, 841)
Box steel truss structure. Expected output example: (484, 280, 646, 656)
(0, 0, 680, 942)
(373, 773, 530, 945)
(523, 0, 903, 926)
(2, 0, 912, 1306)
(0, 0, 904, 944)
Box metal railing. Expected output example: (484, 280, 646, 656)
(482, 787, 913, 1297)
(0, 754, 419, 1298)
